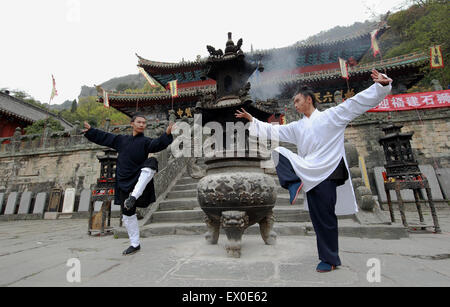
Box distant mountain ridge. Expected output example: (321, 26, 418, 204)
(295, 20, 380, 46)
(46, 99, 73, 111)
(78, 73, 147, 99)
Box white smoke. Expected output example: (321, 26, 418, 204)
(248, 47, 300, 101)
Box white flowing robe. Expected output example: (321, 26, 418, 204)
(249, 82, 392, 215)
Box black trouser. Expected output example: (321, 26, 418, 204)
(306, 179, 341, 266)
(117, 157, 159, 217)
(275, 153, 341, 266)
(117, 188, 136, 217)
(275, 153, 302, 188)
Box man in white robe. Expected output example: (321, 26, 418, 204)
(236, 70, 392, 272)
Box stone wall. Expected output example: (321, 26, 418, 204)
(345, 108, 450, 193)
(0, 108, 448, 208)
(0, 120, 180, 212)
(0, 147, 101, 195)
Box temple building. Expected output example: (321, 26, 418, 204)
(0, 91, 73, 137)
(96, 24, 429, 122)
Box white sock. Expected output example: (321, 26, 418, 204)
(122, 214, 140, 248)
(131, 167, 156, 200)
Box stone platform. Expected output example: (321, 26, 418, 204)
(1, 209, 450, 287)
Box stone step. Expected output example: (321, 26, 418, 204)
(158, 198, 198, 211)
(151, 208, 205, 223)
(274, 207, 311, 222)
(172, 183, 198, 191)
(166, 190, 197, 199)
(151, 207, 311, 223)
(276, 194, 305, 206)
(114, 221, 409, 239)
(177, 177, 200, 185)
(137, 222, 311, 237)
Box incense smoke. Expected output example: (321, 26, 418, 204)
(248, 47, 299, 101)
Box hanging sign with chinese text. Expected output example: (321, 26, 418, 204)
(368, 90, 450, 112)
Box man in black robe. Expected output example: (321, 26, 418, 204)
(83, 114, 174, 255)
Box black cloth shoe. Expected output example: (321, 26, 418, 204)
(124, 195, 137, 210)
(122, 245, 140, 256)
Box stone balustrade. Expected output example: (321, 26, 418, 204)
(0, 119, 173, 157)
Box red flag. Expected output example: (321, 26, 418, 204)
(50, 75, 58, 101)
(371, 29, 381, 57)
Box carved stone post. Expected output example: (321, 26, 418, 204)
(11, 127, 22, 153)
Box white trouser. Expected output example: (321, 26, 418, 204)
(122, 214, 140, 247)
(131, 167, 156, 199)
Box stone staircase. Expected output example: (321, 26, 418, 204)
(138, 167, 320, 237)
(115, 143, 409, 240)
(150, 170, 309, 223)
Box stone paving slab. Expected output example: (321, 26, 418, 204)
(0, 210, 449, 287)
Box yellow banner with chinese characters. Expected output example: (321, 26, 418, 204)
(169, 80, 178, 97)
(430, 45, 444, 69)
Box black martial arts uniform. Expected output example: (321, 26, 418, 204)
(84, 128, 173, 216)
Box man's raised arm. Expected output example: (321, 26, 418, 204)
(83, 121, 122, 150)
(325, 70, 392, 127)
(235, 108, 297, 144)
(146, 122, 175, 153)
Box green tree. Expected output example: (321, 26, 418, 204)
(116, 83, 140, 91)
(24, 117, 65, 135)
(71, 99, 77, 113)
(360, 0, 449, 90)
(59, 96, 130, 127)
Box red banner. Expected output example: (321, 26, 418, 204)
(368, 89, 450, 112)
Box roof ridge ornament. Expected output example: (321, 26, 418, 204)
(207, 32, 243, 59)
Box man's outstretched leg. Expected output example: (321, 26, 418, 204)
(124, 167, 156, 210)
(122, 207, 141, 256)
(122, 157, 158, 256)
(272, 149, 303, 205)
(124, 157, 158, 210)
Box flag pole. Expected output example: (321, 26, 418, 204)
(379, 53, 387, 75)
(42, 74, 56, 144)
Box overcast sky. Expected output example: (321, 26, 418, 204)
(0, 0, 409, 105)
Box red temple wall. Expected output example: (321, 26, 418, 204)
(0, 120, 25, 138)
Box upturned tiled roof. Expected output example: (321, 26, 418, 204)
(97, 84, 216, 104)
(100, 51, 428, 103)
(0, 92, 73, 129)
(256, 52, 428, 87)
